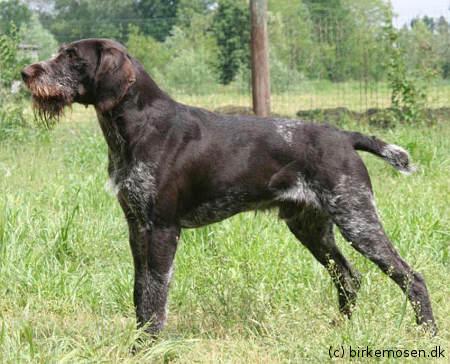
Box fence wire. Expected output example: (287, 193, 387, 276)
(34, 9, 450, 118)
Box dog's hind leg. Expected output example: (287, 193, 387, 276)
(327, 176, 437, 334)
(280, 205, 362, 317)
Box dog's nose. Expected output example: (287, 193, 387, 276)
(21, 67, 33, 82)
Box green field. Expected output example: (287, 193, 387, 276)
(0, 104, 449, 363)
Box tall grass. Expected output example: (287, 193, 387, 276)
(0, 106, 448, 362)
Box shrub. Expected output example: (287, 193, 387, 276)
(384, 11, 428, 124)
(270, 50, 304, 93)
(0, 24, 27, 88)
(126, 25, 170, 75)
(164, 48, 218, 95)
(18, 14, 58, 60)
(0, 25, 28, 138)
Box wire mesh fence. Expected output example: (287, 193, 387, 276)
(20, 6, 450, 118)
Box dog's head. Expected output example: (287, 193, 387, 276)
(21, 38, 136, 125)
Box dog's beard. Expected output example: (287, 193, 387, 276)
(32, 93, 72, 129)
(26, 76, 75, 129)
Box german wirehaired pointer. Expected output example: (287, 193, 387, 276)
(22, 39, 436, 336)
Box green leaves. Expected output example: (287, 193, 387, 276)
(0, 23, 23, 88)
(212, 0, 250, 85)
(0, 25, 27, 137)
(384, 14, 428, 124)
(0, 0, 31, 35)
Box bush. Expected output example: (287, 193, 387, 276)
(0, 24, 27, 87)
(127, 20, 219, 95)
(164, 48, 218, 95)
(384, 14, 428, 124)
(126, 25, 170, 75)
(18, 14, 57, 59)
(0, 91, 27, 140)
(0, 25, 28, 138)
(228, 61, 251, 93)
(270, 51, 304, 93)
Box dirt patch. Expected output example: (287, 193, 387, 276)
(296, 107, 450, 127)
(214, 105, 288, 118)
(214, 105, 450, 127)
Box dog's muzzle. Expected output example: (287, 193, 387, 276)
(21, 63, 75, 126)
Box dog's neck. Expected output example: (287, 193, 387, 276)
(94, 61, 176, 163)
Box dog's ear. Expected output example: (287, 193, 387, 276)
(95, 47, 136, 112)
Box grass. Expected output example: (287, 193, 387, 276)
(0, 101, 449, 363)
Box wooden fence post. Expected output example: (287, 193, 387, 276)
(250, 0, 271, 117)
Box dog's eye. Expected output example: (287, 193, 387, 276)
(65, 48, 77, 58)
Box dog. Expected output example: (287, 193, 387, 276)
(22, 38, 436, 336)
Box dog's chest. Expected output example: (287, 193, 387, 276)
(106, 158, 157, 223)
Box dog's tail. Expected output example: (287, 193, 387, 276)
(345, 131, 416, 174)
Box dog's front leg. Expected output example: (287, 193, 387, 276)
(120, 199, 179, 335)
(132, 224, 179, 335)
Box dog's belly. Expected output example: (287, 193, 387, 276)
(179, 196, 271, 228)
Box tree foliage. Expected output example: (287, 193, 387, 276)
(0, 26, 27, 133)
(18, 14, 58, 59)
(19, 0, 450, 86)
(0, 0, 31, 35)
(126, 25, 170, 74)
(38, 0, 136, 42)
(133, 0, 179, 41)
(1, 0, 448, 108)
(0, 24, 28, 87)
(384, 9, 427, 123)
(212, 0, 250, 85)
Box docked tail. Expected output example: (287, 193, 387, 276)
(345, 131, 416, 174)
